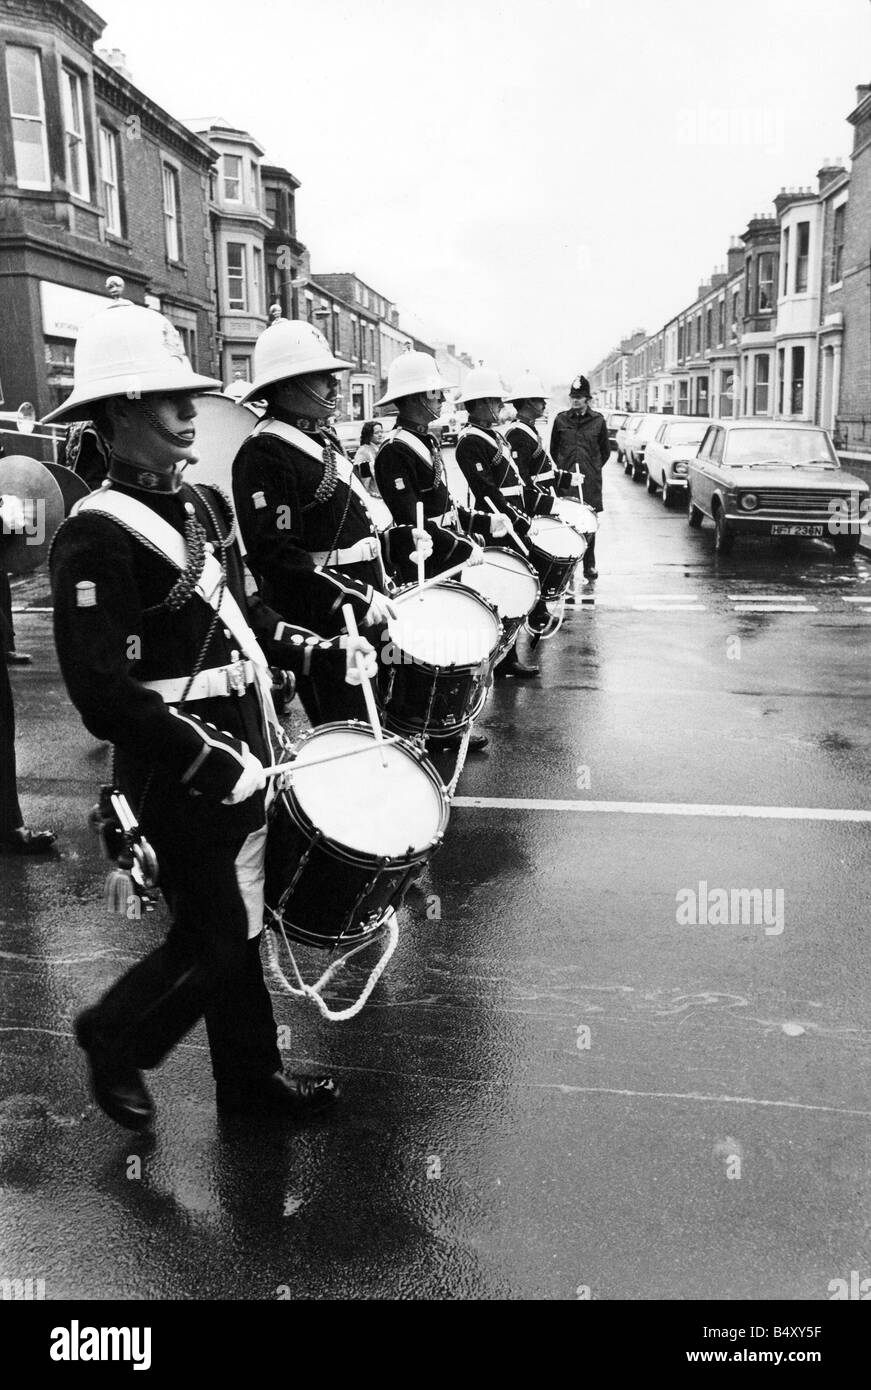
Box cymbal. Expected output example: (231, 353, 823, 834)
(0, 454, 65, 575)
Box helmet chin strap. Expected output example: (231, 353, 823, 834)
(294, 378, 338, 414)
(136, 400, 194, 447)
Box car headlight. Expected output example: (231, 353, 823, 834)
(740, 493, 759, 511)
(672, 461, 688, 476)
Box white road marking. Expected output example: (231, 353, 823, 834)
(452, 796, 871, 822)
(841, 595, 871, 602)
(728, 594, 810, 602)
(731, 604, 819, 613)
(546, 1083, 871, 1121)
(631, 603, 707, 612)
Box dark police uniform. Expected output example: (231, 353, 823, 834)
(547, 407, 610, 511)
(50, 465, 346, 1093)
(374, 422, 502, 583)
(233, 410, 419, 724)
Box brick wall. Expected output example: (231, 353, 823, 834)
(837, 122, 871, 452)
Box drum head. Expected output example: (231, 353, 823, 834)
(0, 455, 64, 575)
(290, 723, 447, 858)
(529, 517, 587, 559)
(389, 582, 501, 668)
(460, 547, 539, 620)
(187, 393, 260, 494)
(555, 497, 598, 535)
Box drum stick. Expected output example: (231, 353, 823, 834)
(415, 501, 426, 593)
(261, 735, 403, 779)
(393, 558, 468, 602)
(485, 497, 530, 556)
(574, 468, 584, 500)
(342, 603, 388, 768)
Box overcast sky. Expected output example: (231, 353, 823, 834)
(94, 0, 868, 387)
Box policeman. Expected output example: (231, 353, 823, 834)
(46, 292, 374, 1130)
(374, 350, 513, 750)
(502, 373, 574, 503)
(232, 318, 431, 727)
(455, 366, 539, 679)
(548, 374, 610, 580)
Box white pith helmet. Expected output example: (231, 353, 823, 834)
(504, 371, 548, 403)
(241, 319, 353, 403)
(376, 350, 449, 407)
(458, 365, 505, 404)
(43, 297, 221, 423)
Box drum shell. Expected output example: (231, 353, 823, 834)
(264, 722, 449, 950)
(460, 547, 540, 663)
(527, 543, 581, 602)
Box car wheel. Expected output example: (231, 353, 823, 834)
(662, 480, 672, 508)
(833, 535, 861, 558)
(623, 455, 632, 475)
(646, 473, 658, 495)
(631, 462, 643, 483)
(687, 491, 703, 528)
(714, 507, 734, 555)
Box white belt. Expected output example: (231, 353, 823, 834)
(433, 509, 458, 527)
(142, 659, 257, 703)
(501, 485, 523, 498)
(536, 468, 556, 482)
(310, 536, 380, 567)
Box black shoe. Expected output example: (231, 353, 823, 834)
(74, 1009, 154, 1132)
(5, 651, 32, 666)
(216, 1070, 340, 1118)
(583, 568, 598, 580)
(0, 827, 56, 855)
(429, 730, 489, 753)
(495, 658, 540, 679)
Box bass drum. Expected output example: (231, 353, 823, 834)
(44, 462, 91, 516)
(188, 393, 260, 497)
(264, 721, 449, 950)
(459, 547, 540, 661)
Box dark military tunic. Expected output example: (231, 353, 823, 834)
(454, 424, 534, 535)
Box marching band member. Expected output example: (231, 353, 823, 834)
(548, 374, 610, 580)
(232, 318, 431, 726)
(373, 349, 514, 752)
(502, 373, 574, 503)
(46, 293, 374, 1131)
(373, 351, 514, 582)
(455, 366, 539, 679)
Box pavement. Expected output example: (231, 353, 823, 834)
(2, 455, 871, 1301)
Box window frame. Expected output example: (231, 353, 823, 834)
(5, 45, 51, 191)
(226, 241, 248, 312)
(98, 123, 122, 236)
(222, 152, 243, 203)
(757, 252, 774, 312)
(795, 221, 810, 294)
(753, 353, 770, 415)
(831, 201, 846, 286)
(61, 64, 90, 201)
(162, 160, 183, 263)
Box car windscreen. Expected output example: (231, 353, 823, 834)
(639, 417, 665, 441)
(723, 429, 838, 466)
(664, 423, 707, 446)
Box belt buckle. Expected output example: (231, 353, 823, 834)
(225, 658, 248, 697)
(366, 537, 378, 561)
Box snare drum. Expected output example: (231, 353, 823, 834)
(554, 497, 598, 537)
(459, 547, 540, 660)
(264, 721, 449, 950)
(377, 581, 501, 740)
(527, 518, 587, 601)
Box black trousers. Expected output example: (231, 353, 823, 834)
(0, 655, 22, 837)
(296, 666, 366, 727)
(85, 816, 281, 1085)
(0, 572, 14, 652)
(583, 532, 597, 574)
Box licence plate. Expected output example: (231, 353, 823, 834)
(771, 523, 824, 537)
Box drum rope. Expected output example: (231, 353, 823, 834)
(262, 910, 400, 1022)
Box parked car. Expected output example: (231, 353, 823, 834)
(619, 415, 645, 471)
(686, 420, 869, 557)
(625, 412, 699, 482)
(334, 415, 396, 459)
(431, 402, 468, 447)
(645, 418, 711, 507)
(606, 411, 629, 451)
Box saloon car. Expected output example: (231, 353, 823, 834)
(606, 411, 629, 450)
(686, 420, 869, 557)
(624, 412, 698, 482)
(644, 418, 711, 507)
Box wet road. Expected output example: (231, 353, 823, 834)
(2, 454, 871, 1301)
